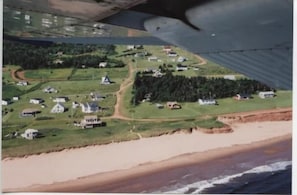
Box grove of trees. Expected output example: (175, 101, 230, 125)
(131, 71, 273, 105)
(3, 40, 124, 69)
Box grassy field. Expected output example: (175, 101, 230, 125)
(2, 45, 292, 158)
(122, 89, 292, 119)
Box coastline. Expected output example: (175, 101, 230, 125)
(2, 109, 292, 192)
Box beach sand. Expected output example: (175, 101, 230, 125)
(2, 111, 292, 192)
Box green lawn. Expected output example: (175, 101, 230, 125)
(121, 90, 292, 119)
(25, 68, 73, 80)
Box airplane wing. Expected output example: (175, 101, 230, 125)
(3, 0, 293, 89)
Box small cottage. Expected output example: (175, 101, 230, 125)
(21, 109, 41, 117)
(21, 129, 40, 140)
(80, 115, 103, 129)
(167, 101, 182, 109)
(90, 92, 106, 101)
(30, 98, 44, 104)
(235, 94, 251, 100)
(2, 99, 11, 106)
(17, 81, 29, 86)
(198, 99, 217, 105)
(53, 96, 69, 103)
(81, 102, 99, 113)
(51, 103, 66, 113)
(101, 75, 111, 85)
(259, 91, 275, 99)
(43, 86, 58, 93)
(99, 62, 108, 68)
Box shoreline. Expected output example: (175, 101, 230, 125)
(21, 134, 292, 193)
(2, 112, 292, 192)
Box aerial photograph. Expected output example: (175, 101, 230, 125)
(2, 0, 293, 194)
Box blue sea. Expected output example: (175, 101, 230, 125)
(154, 161, 292, 194)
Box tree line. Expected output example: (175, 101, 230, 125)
(3, 40, 123, 69)
(131, 71, 273, 105)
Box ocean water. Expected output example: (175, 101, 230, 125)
(156, 161, 292, 194)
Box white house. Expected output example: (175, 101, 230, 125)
(235, 94, 251, 100)
(224, 75, 236, 80)
(13, 96, 20, 101)
(72, 101, 80, 109)
(101, 75, 111, 85)
(175, 66, 188, 71)
(81, 102, 99, 113)
(90, 92, 106, 101)
(21, 129, 39, 140)
(80, 115, 103, 129)
(198, 99, 217, 105)
(51, 103, 66, 113)
(43, 86, 58, 93)
(53, 96, 69, 103)
(29, 98, 44, 104)
(177, 56, 186, 62)
(168, 51, 178, 57)
(99, 62, 108, 68)
(17, 81, 28, 86)
(148, 56, 158, 62)
(259, 91, 275, 99)
(2, 99, 11, 105)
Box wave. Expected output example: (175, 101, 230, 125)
(160, 160, 292, 194)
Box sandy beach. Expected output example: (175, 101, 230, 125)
(2, 109, 292, 192)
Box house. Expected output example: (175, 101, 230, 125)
(167, 101, 182, 109)
(101, 75, 111, 85)
(21, 109, 41, 117)
(51, 103, 66, 113)
(259, 91, 275, 99)
(152, 70, 163, 78)
(176, 64, 188, 71)
(13, 96, 20, 101)
(127, 45, 136, 50)
(177, 56, 187, 62)
(148, 56, 158, 62)
(43, 86, 58, 93)
(198, 99, 217, 105)
(156, 103, 164, 109)
(17, 80, 28, 86)
(167, 51, 178, 57)
(90, 92, 106, 101)
(80, 115, 103, 129)
(81, 102, 99, 113)
(21, 129, 40, 140)
(53, 59, 64, 64)
(162, 46, 172, 53)
(99, 62, 108, 68)
(53, 96, 69, 103)
(224, 75, 236, 80)
(2, 99, 11, 106)
(30, 98, 44, 104)
(235, 93, 251, 100)
(72, 101, 80, 109)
